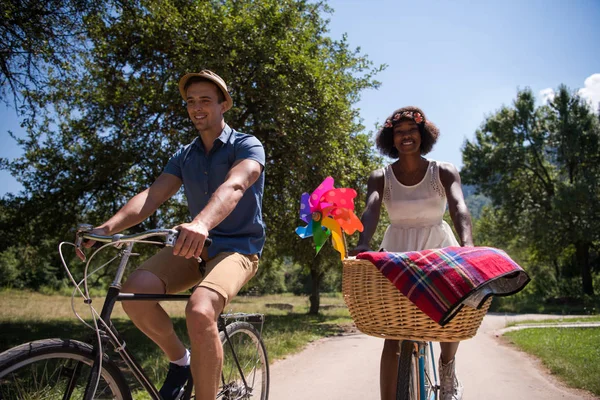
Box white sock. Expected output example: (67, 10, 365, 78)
(172, 349, 190, 366)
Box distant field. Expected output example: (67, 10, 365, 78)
(507, 316, 600, 327)
(0, 289, 349, 322)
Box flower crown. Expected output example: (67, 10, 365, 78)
(383, 111, 424, 129)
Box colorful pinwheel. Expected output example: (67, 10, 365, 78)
(295, 177, 364, 260)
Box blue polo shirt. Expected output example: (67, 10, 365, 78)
(163, 124, 266, 257)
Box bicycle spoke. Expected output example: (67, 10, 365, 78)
(218, 322, 268, 400)
(0, 351, 127, 399)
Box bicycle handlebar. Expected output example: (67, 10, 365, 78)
(75, 224, 212, 248)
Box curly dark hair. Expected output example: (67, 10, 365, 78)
(375, 106, 440, 158)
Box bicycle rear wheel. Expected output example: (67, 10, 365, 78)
(219, 321, 269, 400)
(0, 338, 131, 400)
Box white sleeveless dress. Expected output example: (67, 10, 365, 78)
(380, 160, 460, 252)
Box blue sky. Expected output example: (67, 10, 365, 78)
(1, 0, 599, 196)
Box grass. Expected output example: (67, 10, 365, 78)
(493, 294, 600, 396)
(0, 289, 352, 397)
(0, 289, 349, 322)
(504, 328, 600, 396)
(507, 315, 600, 327)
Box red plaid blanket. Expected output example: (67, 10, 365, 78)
(357, 247, 530, 326)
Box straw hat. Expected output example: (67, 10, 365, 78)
(178, 70, 233, 111)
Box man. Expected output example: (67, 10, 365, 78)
(82, 70, 265, 400)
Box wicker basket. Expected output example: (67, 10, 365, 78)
(342, 258, 491, 342)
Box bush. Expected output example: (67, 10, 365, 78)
(0, 247, 20, 287)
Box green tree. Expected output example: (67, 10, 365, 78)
(1, 0, 384, 311)
(0, 0, 105, 106)
(462, 86, 600, 296)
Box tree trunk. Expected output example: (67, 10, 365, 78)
(575, 242, 594, 295)
(553, 259, 561, 281)
(309, 258, 323, 315)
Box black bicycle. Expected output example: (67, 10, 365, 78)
(0, 225, 269, 399)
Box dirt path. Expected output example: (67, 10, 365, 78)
(269, 314, 598, 399)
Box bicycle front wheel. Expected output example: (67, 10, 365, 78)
(397, 340, 418, 400)
(0, 338, 131, 400)
(396, 341, 437, 400)
(219, 321, 269, 400)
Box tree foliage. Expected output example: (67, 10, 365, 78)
(463, 86, 600, 296)
(0, 0, 384, 310)
(0, 0, 106, 106)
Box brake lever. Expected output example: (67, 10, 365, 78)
(164, 231, 212, 263)
(164, 231, 212, 248)
(74, 224, 96, 262)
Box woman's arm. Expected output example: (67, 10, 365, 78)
(438, 162, 474, 247)
(351, 168, 385, 254)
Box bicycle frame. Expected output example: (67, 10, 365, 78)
(67, 226, 259, 400)
(416, 341, 438, 400)
(83, 289, 185, 399)
(83, 292, 263, 400)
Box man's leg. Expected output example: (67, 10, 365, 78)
(121, 270, 187, 361)
(185, 287, 225, 400)
(186, 252, 259, 399)
(121, 247, 204, 399)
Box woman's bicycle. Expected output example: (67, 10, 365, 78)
(396, 340, 437, 400)
(342, 256, 490, 400)
(0, 225, 269, 400)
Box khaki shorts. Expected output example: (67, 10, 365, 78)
(138, 247, 259, 304)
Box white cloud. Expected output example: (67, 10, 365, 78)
(578, 73, 600, 112)
(538, 73, 600, 113)
(539, 88, 555, 104)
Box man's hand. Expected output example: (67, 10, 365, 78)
(173, 221, 209, 259)
(77, 226, 110, 261)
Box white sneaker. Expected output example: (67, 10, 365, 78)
(439, 357, 464, 400)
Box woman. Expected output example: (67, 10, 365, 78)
(351, 106, 473, 400)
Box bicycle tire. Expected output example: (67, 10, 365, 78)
(396, 340, 418, 400)
(0, 338, 132, 400)
(218, 321, 269, 400)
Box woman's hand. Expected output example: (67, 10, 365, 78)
(349, 244, 371, 256)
